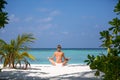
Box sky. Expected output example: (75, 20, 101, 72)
(0, 0, 118, 48)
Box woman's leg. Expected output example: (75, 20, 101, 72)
(62, 58, 70, 66)
(48, 57, 56, 66)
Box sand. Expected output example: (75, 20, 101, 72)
(0, 64, 101, 80)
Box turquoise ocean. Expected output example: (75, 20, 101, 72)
(27, 48, 107, 64)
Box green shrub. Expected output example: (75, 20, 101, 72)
(85, 0, 120, 80)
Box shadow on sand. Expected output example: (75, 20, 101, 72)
(0, 70, 102, 80)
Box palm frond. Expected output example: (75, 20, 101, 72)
(3, 57, 9, 67)
(0, 39, 7, 49)
(20, 52, 35, 60)
(16, 33, 35, 50)
(0, 51, 5, 62)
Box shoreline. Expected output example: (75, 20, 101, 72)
(0, 63, 87, 67)
(28, 63, 87, 65)
(0, 64, 101, 80)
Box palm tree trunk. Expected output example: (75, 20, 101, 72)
(11, 54, 15, 68)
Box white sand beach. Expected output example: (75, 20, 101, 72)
(0, 64, 101, 80)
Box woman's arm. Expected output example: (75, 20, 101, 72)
(63, 53, 70, 61)
(50, 52, 55, 59)
(63, 53, 66, 60)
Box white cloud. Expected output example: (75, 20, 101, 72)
(49, 32, 55, 35)
(24, 17, 33, 22)
(37, 7, 61, 17)
(80, 32, 87, 36)
(62, 31, 69, 35)
(0, 29, 6, 34)
(94, 24, 104, 29)
(37, 8, 49, 12)
(42, 23, 53, 30)
(81, 16, 95, 19)
(38, 17, 53, 23)
(50, 10, 60, 16)
(9, 14, 20, 22)
(36, 23, 53, 31)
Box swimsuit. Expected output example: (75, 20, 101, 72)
(55, 63, 63, 67)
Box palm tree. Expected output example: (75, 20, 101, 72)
(0, 0, 9, 28)
(100, 30, 113, 54)
(0, 39, 9, 67)
(85, 0, 120, 79)
(15, 52, 35, 69)
(0, 12, 8, 28)
(114, 0, 120, 15)
(0, 33, 36, 69)
(109, 17, 120, 36)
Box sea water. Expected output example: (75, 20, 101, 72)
(27, 48, 107, 64)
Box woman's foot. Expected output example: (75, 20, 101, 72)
(65, 57, 71, 61)
(62, 57, 71, 66)
(48, 57, 56, 66)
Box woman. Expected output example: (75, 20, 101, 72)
(48, 45, 70, 66)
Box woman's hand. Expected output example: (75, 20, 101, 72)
(65, 57, 70, 61)
(48, 57, 54, 60)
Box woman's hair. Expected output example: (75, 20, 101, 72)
(57, 44, 61, 49)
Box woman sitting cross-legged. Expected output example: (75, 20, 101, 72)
(48, 45, 70, 66)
